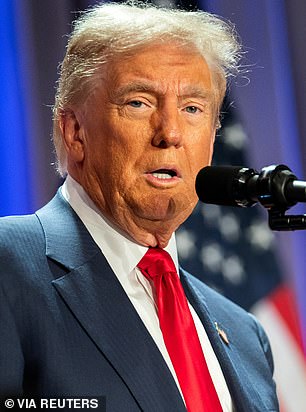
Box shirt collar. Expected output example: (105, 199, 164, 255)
(61, 175, 179, 276)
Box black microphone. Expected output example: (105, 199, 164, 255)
(196, 164, 306, 209)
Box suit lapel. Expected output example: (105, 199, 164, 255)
(180, 269, 269, 412)
(36, 191, 271, 411)
(36, 192, 186, 411)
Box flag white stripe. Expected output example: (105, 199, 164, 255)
(252, 300, 306, 412)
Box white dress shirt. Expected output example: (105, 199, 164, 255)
(61, 175, 233, 411)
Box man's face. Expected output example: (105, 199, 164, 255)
(69, 43, 218, 246)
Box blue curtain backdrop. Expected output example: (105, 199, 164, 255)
(0, 0, 34, 215)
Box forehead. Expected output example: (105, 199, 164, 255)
(100, 42, 214, 97)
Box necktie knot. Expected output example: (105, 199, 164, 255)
(138, 247, 177, 281)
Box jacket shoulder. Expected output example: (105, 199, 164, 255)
(0, 214, 43, 250)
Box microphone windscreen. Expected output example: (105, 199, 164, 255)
(196, 166, 243, 206)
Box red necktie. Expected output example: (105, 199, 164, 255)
(138, 247, 222, 412)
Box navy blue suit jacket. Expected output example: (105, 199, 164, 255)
(0, 191, 279, 411)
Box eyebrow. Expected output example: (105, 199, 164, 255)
(179, 86, 214, 101)
(110, 82, 155, 101)
(111, 81, 214, 102)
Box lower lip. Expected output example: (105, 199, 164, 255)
(145, 173, 181, 187)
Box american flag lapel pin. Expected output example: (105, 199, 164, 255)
(215, 322, 229, 345)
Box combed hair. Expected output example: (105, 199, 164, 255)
(53, 1, 242, 176)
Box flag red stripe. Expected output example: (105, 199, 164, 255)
(268, 284, 304, 352)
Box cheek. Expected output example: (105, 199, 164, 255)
(189, 133, 215, 171)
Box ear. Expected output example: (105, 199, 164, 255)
(59, 109, 85, 163)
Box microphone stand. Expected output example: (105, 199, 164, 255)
(255, 165, 306, 231)
(269, 209, 306, 231)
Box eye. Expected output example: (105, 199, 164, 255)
(185, 105, 201, 114)
(127, 100, 144, 108)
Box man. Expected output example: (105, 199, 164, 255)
(0, 2, 279, 411)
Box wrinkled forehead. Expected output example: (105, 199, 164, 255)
(96, 42, 218, 97)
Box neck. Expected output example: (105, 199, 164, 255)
(105, 212, 179, 248)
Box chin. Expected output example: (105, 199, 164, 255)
(136, 193, 196, 224)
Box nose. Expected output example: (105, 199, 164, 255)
(151, 104, 183, 149)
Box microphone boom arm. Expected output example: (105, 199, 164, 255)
(255, 165, 306, 231)
(269, 209, 306, 231)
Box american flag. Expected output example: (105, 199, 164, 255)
(177, 102, 306, 411)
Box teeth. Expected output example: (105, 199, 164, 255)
(152, 172, 172, 179)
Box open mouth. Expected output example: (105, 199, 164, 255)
(150, 169, 178, 179)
